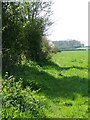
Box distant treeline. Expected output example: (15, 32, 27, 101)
(52, 40, 84, 51)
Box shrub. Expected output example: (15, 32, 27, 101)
(2, 72, 45, 119)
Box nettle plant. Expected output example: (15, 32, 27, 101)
(2, 72, 45, 118)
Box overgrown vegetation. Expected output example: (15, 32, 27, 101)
(2, 1, 53, 73)
(2, 1, 56, 119)
(2, 51, 89, 118)
(2, 1, 89, 119)
(2, 73, 45, 119)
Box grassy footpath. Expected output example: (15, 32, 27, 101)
(3, 51, 89, 118)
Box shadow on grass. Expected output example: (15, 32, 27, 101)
(38, 60, 88, 71)
(60, 66, 88, 70)
(12, 63, 88, 100)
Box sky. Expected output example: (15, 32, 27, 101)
(47, 0, 89, 46)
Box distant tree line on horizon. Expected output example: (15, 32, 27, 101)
(52, 40, 85, 51)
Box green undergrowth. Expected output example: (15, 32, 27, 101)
(2, 51, 89, 119)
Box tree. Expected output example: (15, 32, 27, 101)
(2, 2, 23, 72)
(23, 1, 53, 61)
(2, 1, 53, 73)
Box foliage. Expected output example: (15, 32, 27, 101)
(2, 2, 88, 118)
(2, 2, 22, 72)
(2, 1, 53, 73)
(2, 72, 45, 119)
(2, 51, 89, 118)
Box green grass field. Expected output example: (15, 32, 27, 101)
(39, 51, 89, 118)
(3, 51, 89, 118)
